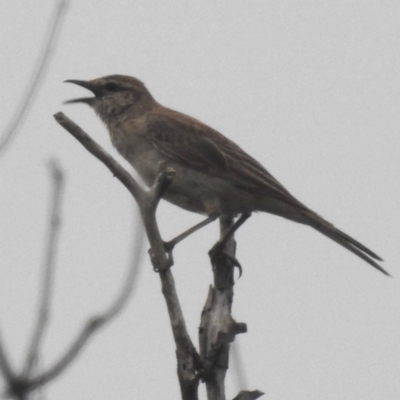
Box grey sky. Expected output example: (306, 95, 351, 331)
(1, 1, 399, 399)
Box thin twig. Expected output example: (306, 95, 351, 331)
(0, 0, 69, 155)
(29, 208, 145, 391)
(23, 160, 65, 376)
(0, 331, 15, 383)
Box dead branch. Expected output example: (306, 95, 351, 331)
(200, 216, 247, 400)
(28, 206, 145, 391)
(0, 157, 145, 398)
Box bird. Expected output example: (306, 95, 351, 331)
(65, 74, 388, 276)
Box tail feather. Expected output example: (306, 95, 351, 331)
(333, 228, 383, 261)
(309, 217, 389, 276)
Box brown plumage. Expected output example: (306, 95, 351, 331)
(65, 75, 388, 276)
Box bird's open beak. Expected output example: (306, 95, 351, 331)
(64, 80, 98, 104)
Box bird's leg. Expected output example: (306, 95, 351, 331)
(164, 214, 219, 254)
(209, 212, 252, 276)
(217, 212, 252, 246)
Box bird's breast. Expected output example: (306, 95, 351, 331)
(110, 128, 162, 186)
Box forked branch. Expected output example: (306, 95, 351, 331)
(54, 112, 200, 399)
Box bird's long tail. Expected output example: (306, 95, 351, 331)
(306, 213, 389, 276)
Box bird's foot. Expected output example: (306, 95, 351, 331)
(208, 241, 243, 277)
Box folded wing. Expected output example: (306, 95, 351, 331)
(146, 108, 309, 211)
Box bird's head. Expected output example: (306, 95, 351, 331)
(65, 75, 156, 124)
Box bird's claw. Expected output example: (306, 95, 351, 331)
(147, 241, 176, 271)
(208, 242, 243, 277)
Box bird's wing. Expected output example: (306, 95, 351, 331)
(146, 108, 309, 210)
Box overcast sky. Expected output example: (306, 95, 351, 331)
(1, 1, 400, 399)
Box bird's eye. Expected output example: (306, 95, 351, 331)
(105, 82, 120, 92)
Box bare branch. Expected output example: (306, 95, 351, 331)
(23, 160, 65, 376)
(29, 208, 145, 390)
(54, 114, 200, 399)
(0, 0, 69, 155)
